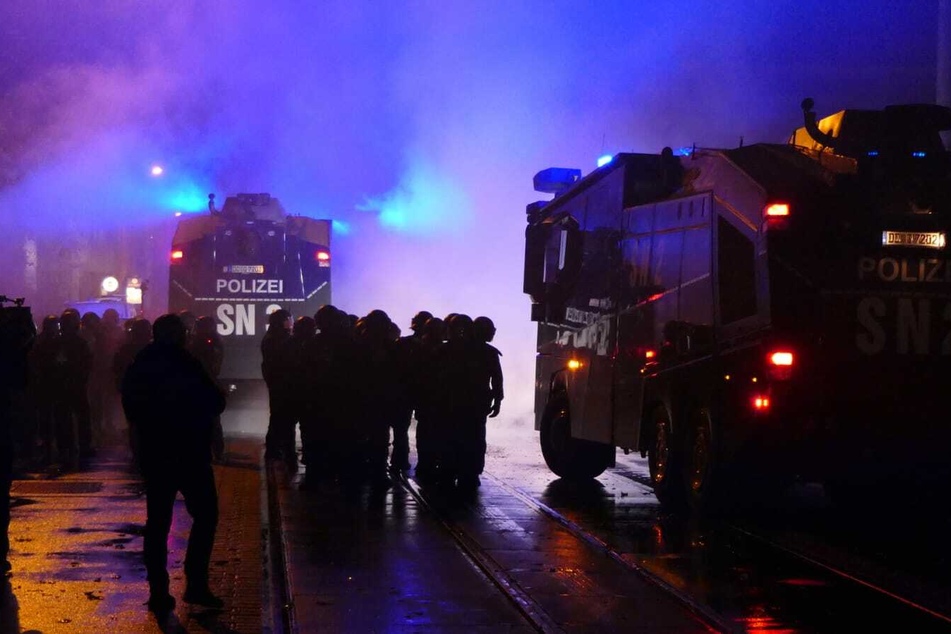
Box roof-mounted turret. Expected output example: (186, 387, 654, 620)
(220, 193, 286, 222)
(792, 97, 951, 160)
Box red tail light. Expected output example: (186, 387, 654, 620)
(752, 395, 771, 411)
(315, 250, 330, 266)
(767, 349, 794, 380)
(764, 202, 791, 229)
(171, 249, 184, 262)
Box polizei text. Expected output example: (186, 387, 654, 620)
(216, 278, 284, 294)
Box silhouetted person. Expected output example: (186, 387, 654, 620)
(274, 316, 317, 472)
(391, 310, 432, 474)
(354, 310, 398, 490)
(121, 314, 226, 614)
(189, 316, 225, 461)
(442, 314, 501, 491)
(95, 308, 124, 441)
(474, 316, 504, 420)
(113, 318, 151, 466)
(262, 309, 293, 464)
(302, 306, 358, 489)
(27, 315, 60, 465)
(413, 316, 447, 485)
(0, 302, 35, 575)
(52, 309, 94, 467)
(298, 305, 341, 485)
(80, 312, 104, 441)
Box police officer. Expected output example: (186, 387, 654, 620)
(96, 308, 124, 440)
(354, 310, 398, 490)
(298, 305, 342, 486)
(473, 316, 504, 420)
(52, 309, 94, 467)
(262, 309, 292, 464)
(28, 316, 60, 466)
(413, 316, 447, 485)
(121, 314, 226, 613)
(390, 310, 432, 474)
(113, 318, 151, 467)
(442, 314, 501, 491)
(274, 316, 317, 472)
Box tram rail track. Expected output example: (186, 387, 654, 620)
(607, 465, 951, 630)
(399, 474, 566, 634)
(400, 471, 730, 633)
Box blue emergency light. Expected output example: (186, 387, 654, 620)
(533, 167, 582, 195)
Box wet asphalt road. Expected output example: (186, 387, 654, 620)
(481, 417, 951, 632)
(4, 380, 951, 633)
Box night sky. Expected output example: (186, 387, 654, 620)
(0, 0, 943, 419)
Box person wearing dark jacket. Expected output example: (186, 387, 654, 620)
(272, 316, 316, 472)
(113, 318, 151, 467)
(121, 313, 226, 614)
(262, 309, 293, 464)
(27, 315, 59, 466)
(189, 316, 225, 461)
(390, 310, 432, 474)
(52, 309, 94, 467)
(0, 302, 34, 575)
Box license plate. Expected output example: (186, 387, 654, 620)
(223, 264, 265, 274)
(881, 231, 946, 249)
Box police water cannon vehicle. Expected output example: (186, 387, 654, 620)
(523, 98, 951, 511)
(169, 193, 332, 380)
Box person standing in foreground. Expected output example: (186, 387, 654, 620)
(0, 302, 35, 576)
(121, 314, 226, 614)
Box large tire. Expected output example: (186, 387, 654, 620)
(683, 406, 718, 512)
(647, 405, 684, 508)
(539, 398, 612, 480)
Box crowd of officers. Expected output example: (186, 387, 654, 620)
(12, 307, 224, 472)
(12, 302, 504, 493)
(263, 307, 503, 493)
(3, 302, 503, 610)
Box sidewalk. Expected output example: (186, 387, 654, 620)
(1, 438, 266, 634)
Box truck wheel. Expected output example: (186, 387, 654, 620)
(648, 406, 683, 508)
(540, 399, 611, 480)
(683, 406, 718, 512)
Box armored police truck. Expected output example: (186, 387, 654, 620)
(523, 99, 951, 510)
(169, 193, 332, 380)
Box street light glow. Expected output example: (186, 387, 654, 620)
(150, 165, 164, 177)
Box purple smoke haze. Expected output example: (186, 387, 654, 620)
(0, 0, 943, 420)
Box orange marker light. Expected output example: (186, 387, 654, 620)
(567, 359, 582, 370)
(644, 349, 656, 359)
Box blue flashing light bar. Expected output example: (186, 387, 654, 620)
(533, 167, 582, 195)
(597, 154, 614, 168)
(867, 150, 879, 157)
(912, 151, 927, 158)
